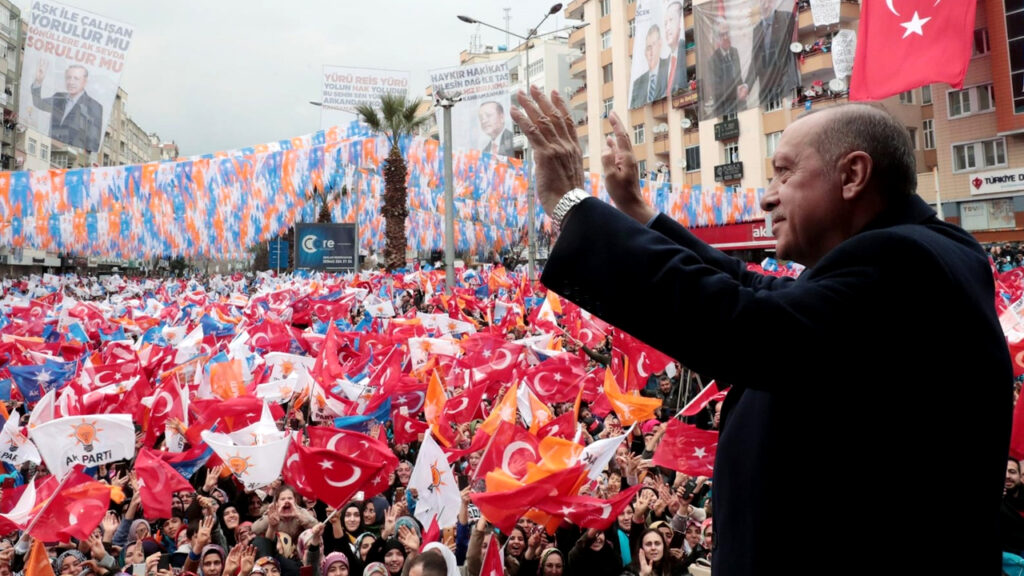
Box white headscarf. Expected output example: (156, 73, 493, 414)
(421, 542, 460, 576)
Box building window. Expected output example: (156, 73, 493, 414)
(633, 123, 645, 144)
(603, 64, 614, 83)
(723, 142, 739, 163)
(527, 59, 544, 79)
(923, 119, 934, 149)
(952, 138, 1006, 172)
(899, 90, 914, 104)
(637, 159, 647, 176)
(907, 127, 918, 149)
(684, 145, 701, 172)
(973, 28, 990, 56)
(765, 131, 782, 157)
(40, 144, 48, 161)
(603, 98, 614, 117)
(629, 18, 636, 38)
(921, 85, 932, 105)
(601, 0, 611, 17)
(722, 112, 737, 122)
(947, 84, 995, 118)
(601, 31, 612, 50)
(763, 96, 782, 112)
(27, 138, 36, 155)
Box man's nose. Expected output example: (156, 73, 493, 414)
(760, 187, 778, 213)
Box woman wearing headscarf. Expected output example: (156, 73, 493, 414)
(197, 545, 226, 576)
(361, 563, 387, 576)
(567, 529, 621, 576)
(360, 498, 388, 537)
(365, 540, 406, 576)
(218, 505, 243, 548)
(353, 534, 377, 565)
(537, 548, 564, 576)
(317, 553, 350, 576)
(322, 503, 362, 556)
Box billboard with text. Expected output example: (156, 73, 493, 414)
(20, 0, 134, 155)
(429, 61, 513, 156)
(320, 66, 410, 130)
(295, 223, 357, 272)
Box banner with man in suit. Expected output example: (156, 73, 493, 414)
(695, 0, 800, 121)
(429, 61, 513, 157)
(19, 0, 134, 156)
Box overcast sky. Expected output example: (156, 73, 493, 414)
(16, 0, 572, 155)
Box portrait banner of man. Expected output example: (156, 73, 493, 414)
(19, 0, 134, 156)
(429, 61, 513, 156)
(628, 0, 675, 109)
(695, 0, 798, 121)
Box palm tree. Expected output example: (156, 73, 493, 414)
(355, 94, 431, 271)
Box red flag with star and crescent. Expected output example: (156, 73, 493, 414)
(135, 447, 195, 519)
(393, 411, 429, 445)
(535, 484, 642, 531)
(652, 419, 718, 476)
(292, 441, 385, 508)
(850, 0, 977, 101)
(305, 426, 397, 498)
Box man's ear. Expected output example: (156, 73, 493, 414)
(839, 151, 872, 201)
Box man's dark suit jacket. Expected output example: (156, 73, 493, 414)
(482, 129, 514, 157)
(710, 46, 743, 118)
(542, 195, 1011, 575)
(31, 86, 103, 152)
(745, 10, 801, 101)
(630, 58, 670, 109)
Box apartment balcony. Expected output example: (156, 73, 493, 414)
(566, 0, 586, 20)
(653, 132, 670, 156)
(570, 85, 587, 109)
(792, 89, 849, 110)
(652, 98, 669, 120)
(798, 1, 860, 34)
(799, 50, 833, 77)
(569, 25, 586, 49)
(574, 120, 589, 139)
(570, 54, 587, 78)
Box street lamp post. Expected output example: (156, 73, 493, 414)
(458, 4, 577, 283)
(435, 88, 462, 292)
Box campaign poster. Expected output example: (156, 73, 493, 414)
(429, 61, 513, 156)
(628, 0, 690, 109)
(295, 223, 357, 272)
(20, 0, 134, 155)
(320, 66, 411, 130)
(694, 0, 799, 121)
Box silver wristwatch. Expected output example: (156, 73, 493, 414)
(552, 188, 590, 229)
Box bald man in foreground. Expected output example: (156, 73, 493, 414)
(510, 86, 1011, 575)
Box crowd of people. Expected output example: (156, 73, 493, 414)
(0, 267, 727, 576)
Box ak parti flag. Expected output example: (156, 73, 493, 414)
(651, 419, 719, 476)
(850, 0, 977, 101)
(135, 447, 195, 519)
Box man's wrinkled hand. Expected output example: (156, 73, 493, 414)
(509, 86, 584, 216)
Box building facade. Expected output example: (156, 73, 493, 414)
(915, 0, 1024, 244)
(565, 0, 942, 252)
(0, 0, 19, 171)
